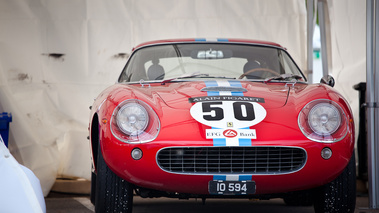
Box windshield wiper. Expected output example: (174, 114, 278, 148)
(161, 73, 235, 84)
(179, 73, 210, 79)
(161, 73, 209, 84)
(264, 73, 303, 83)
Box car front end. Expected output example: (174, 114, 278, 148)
(92, 80, 354, 197)
(89, 39, 356, 213)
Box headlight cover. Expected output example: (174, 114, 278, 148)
(117, 103, 149, 135)
(111, 99, 160, 143)
(298, 99, 348, 143)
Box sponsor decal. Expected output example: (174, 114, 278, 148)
(223, 129, 238, 138)
(206, 129, 257, 139)
(189, 96, 264, 103)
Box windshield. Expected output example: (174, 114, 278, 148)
(118, 43, 305, 83)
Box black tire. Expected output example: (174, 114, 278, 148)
(95, 144, 133, 213)
(283, 190, 313, 206)
(313, 154, 356, 213)
(90, 171, 96, 205)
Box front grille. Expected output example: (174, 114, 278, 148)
(157, 147, 306, 175)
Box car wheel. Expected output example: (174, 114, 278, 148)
(90, 171, 96, 205)
(313, 154, 356, 213)
(95, 144, 134, 213)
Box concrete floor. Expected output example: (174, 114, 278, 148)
(46, 178, 378, 212)
(45, 193, 378, 213)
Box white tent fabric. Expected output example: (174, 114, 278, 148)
(326, 0, 366, 135)
(0, 0, 308, 196)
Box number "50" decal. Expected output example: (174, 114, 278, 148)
(190, 101, 267, 129)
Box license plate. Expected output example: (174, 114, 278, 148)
(208, 180, 255, 195)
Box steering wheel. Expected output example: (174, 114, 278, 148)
(238, 68, 280, 79)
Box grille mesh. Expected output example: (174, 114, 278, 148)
(157, 147, 306, 175)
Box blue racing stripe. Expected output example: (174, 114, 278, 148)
(229, 81, 243, 96)
(239, 175, 252, 181)
(204, 80, 253, 182)
(213, 137, 226, 146)
(229, 81, 252, 146)
(204, 81, 218, 87)
(205, 81, 220, 96)
(195, 38, 229, 42)
(205, 81, 227, 147)
(228, 80, 242, 87)
(232, 81, 253, 181)
(205, 81, 221, 96)
(204, 80, 253, 147)
(217, 38, 229, 42)
(213, 175, 252, 181)
(213, 175, 227, 181)
(231, 91, 244, 96)
(207, 91, 219, 96)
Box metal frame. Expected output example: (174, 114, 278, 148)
(307, 0, 314, 83)
(318, 0, 329, 78)
(307, 0, 329, 82)
(308, 0, 379, 209)
(367, 0, 379, 209)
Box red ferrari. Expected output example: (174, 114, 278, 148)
(89, 38, 355, 213)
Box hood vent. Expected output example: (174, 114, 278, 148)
(201, 86, 247, 93)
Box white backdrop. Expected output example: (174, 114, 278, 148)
(326, 0, 366, 135)
(5, 0, 366, 196)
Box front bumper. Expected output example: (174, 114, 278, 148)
(101, 138, 353, 195)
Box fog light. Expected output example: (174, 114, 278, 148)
(321, 147, 332, 160)
(131, 148, 143, 160)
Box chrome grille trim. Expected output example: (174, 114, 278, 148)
(156, 146, 307, 175)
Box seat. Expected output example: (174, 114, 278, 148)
(147, 59, 165, 80)
(243, 60, 261, 79)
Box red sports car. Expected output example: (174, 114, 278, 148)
(89, 38, 355, 213)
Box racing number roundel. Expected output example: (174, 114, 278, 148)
(190, 101, 266, 129)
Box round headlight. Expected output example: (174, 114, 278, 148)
(298, 99, 348, 143)
(110, 99, 161, 143)
(308, 103, 341, 135)
(116, 103, 149, 135)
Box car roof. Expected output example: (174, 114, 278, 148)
(133, 38, 284, 50)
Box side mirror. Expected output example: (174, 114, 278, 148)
(320, 75, 335, 87)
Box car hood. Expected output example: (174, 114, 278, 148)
(148, 81, 290, 109)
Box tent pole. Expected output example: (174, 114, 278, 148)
(318, 0, 329, 78)
(307, 0, 314, 83)
(366, 0, 379, 209)
(373, 0, 379, 207)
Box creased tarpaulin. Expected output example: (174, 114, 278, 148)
(0, 0, 307, 196)
(326, 0, 366, 136)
